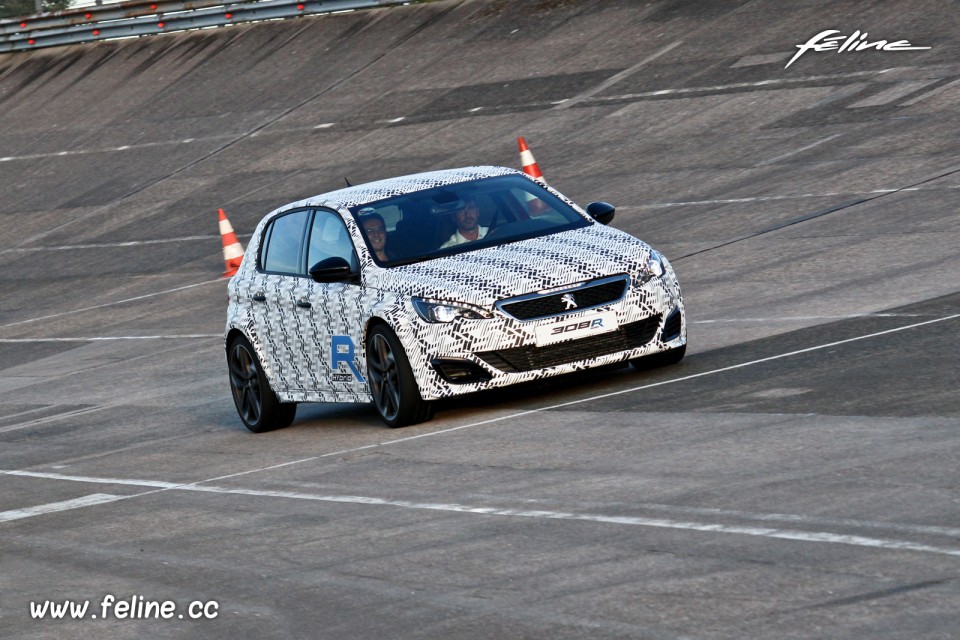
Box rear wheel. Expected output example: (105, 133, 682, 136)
(228, 335, 296, 432)
(629, 344, 686, 371)
(366, 324, 434, 428)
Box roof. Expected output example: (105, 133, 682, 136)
(297, 165, 523, 212)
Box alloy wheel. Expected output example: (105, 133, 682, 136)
(229, 343, 262, 425)
(367, 333, 401, 422)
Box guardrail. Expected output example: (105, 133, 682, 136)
(0, 0, 406, 53)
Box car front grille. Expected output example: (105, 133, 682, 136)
(475, 314, 662, 373)
(496, 275, 629, 321)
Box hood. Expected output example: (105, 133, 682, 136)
(369, 225, 652, 308)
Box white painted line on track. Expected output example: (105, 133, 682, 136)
(639, 502, 960, 538)
(899, 77, 960, 106)
(99, 313, 960, 489)
(0, 406, 112, 434)
(756, 133, 843, 166)
(632, 186, 943, 209)
(3, 471, 960, 558)
(0, 494, 123, 523)
(1, 65, 948, 168)
(3, 314, 958, 556)
(0, 66, 944, 165)
(4, 470, 179, 488)
(0, 335, 220, 343)
(589, 68, 905, 103)
(693, 313, 925, 323)
(0, 134, 236, 163)
(0, 234, 251, 254)
(633, 182, 960, 209)
(805, 82, 869, 109)
(731, 52, 792, 68)
(555, 40, 683, 111)
(143, 488, 960, 558)
(0, 405, 56, 422)
(848, 79, 940, 108)
(0, 278, 224, 329)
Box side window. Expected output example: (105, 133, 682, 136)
(307, 210, 357, 271)
(262, 210, 309, 274)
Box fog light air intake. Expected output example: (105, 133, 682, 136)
(431, 359, 493, 384)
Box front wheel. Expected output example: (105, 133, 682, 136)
(366, 324, 434, 428)
(629, 344, 686, 371)
(228, 335, 297, 433)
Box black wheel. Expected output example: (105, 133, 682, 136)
(366, 324, 434, 428)
(629, 344, 686, 371)
(228, 335, 297, 433)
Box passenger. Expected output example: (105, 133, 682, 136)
(526, 196, 554, 217)
(358, 211, 391, 262)
(440, 197, 488, 248)
(525, 195, 565, 223)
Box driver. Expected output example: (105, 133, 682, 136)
(440, 197, 488, 248)
(358, 209, 392, 262)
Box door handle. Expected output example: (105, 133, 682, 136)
(252, 292, 266, 303)
(295, 298, 312, 309)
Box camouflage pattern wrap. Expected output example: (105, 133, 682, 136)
(226, 167, 685, 404)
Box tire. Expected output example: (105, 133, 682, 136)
(629, 344, 686, 371)
(228, 335, 297, 433)
(366, 324, 434, 428)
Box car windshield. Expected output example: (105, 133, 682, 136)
(349, 175, 591, 267)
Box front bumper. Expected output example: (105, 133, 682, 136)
(403, 272, 685, 401)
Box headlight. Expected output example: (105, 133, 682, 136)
(638, 251, 665, 283)
(412, 297, 492, 323)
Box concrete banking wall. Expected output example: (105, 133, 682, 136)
(0, 0, 955, 280)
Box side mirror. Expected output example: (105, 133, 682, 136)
(309, 257, 356, 283)
(586, 201, 616, 225)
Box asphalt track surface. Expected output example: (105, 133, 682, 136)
(1, 1, 959, 638)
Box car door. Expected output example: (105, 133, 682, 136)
(294, 208, 367, 397)
(254, 208, 311, 393)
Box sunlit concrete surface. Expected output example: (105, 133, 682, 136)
(1, 1, 958, 637)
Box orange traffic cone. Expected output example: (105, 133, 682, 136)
(219, 208, 244, 277)
(518, 136, 544, 181)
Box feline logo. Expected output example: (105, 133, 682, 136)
(561, 293, 577, 310)
(786, 30, 930, 69)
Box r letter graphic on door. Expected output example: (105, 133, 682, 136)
(331, 336, 365, 382)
